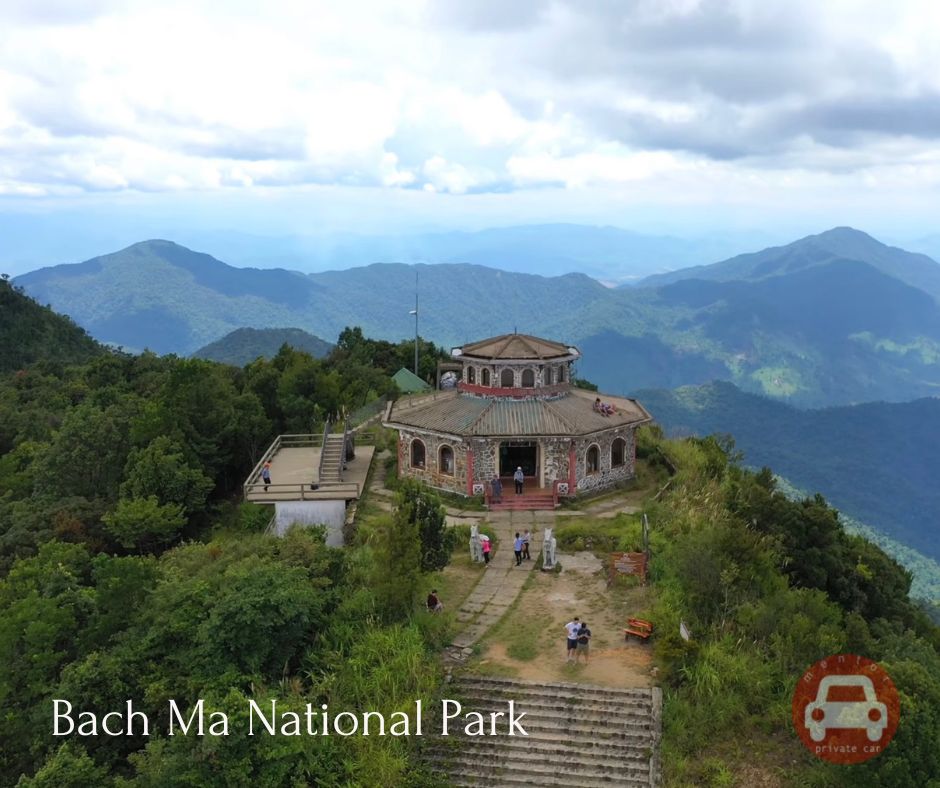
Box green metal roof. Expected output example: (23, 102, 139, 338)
(392, 367, 431, 393)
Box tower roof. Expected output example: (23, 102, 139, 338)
(454, 333, 578, 361)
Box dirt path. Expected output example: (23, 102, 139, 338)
(471, 550, 654, 687)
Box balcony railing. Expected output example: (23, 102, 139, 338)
(457, 381, 570, 398)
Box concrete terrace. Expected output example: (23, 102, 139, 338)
(244, 436, 375, 502)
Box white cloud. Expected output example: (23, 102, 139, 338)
(0, 0, 936, 231)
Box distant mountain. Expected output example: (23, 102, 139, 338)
(15, 240, 609, 355)
(193, 327, 333, 365)
(309, 224, 752, 283)
(14, 240, 318, 354)
(15, 230, 940, 406)
(640, 227, 940, 302)
(0, 277, 102, 372)
(638, 380, 940, 563)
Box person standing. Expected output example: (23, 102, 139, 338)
(576, 621, 592, 664)
(513, 466, 524, 494)
(565, 617, 581, 663)
(513, 532, 524, 566)
(261, 461, 272, 492)
(491, 476, 503, 503)
(522, 529, 531, 560)
(482, 537, 491, 565)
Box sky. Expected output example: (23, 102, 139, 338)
(2, 0, 940, 272)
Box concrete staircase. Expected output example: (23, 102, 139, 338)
(425, 675, 661, 787)
(489, 493, 556, 511)
(318, 434, 346, 483)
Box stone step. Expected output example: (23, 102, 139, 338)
(444, 692, 654, 722)
(424, 733, 652, 763)
(426, 754, 652, 787)
(428, 713, 651, 741)
(452, 676, 653, 703)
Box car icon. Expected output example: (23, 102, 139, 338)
(804, 674, 888, 742)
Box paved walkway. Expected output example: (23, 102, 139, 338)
(359, 459, 643, 659)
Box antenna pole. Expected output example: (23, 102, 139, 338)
(414, 270, 419, 376)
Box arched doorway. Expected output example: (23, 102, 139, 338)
(439, 445, 454, 475)
(500, 368, 514, 387)
(521, 368, 535, 388)
(410, 439, 426, 469)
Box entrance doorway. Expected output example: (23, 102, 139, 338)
(499, 441, 539, 487)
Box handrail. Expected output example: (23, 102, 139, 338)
(340, 417, 351, 481)
(316, 420, 331, 482)
(244, 480, 360, 501)
(242, 434, 282, 498)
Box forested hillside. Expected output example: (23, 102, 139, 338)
(193, 327, 334, 365)
(637, 381, 940, 566)
(0, 329, 455, 786)
(0, 322, 937, 785)
(642, 432, 940, 785)
(0, 277, 102, 372)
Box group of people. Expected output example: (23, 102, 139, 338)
(593, 397, 616, 416)
(489, 466, 527, 502)
(565, 616, 592, 663)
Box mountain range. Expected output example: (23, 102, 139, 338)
(14, 227, 940, 407)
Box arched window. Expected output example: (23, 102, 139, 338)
(482, 368, 491, 386)
(500, 368, 514, 387)
(611, 437, 626, 468)
(467, 366, 475, 384)
(521, 368, 535, 388)
(410, 439, 426, 469)
(439, 445, 454, 476)
(586, 444, 600, 474)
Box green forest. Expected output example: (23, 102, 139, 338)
(2, 278, 939, 786)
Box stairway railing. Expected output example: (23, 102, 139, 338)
(316, 420, 331, 483)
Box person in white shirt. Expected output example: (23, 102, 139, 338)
(565, 617, 581, 662)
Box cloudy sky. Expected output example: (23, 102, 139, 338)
(2, 0, 940, 270)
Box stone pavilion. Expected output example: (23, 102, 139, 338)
(382, 333, 652, 504)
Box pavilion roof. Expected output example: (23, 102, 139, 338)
(384, 387, 651, 438)
(454, 333, 577, 361)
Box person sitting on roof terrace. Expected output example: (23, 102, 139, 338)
(594, 397, 615, 416)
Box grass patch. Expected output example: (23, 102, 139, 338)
(554, 513, 645, 554)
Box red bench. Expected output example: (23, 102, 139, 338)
(624, 618, 653, 641)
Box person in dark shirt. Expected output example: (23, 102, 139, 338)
(576, 622, 591, 663)
(426, 590, 443, 612)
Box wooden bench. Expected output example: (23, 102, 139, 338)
(624, 618, 653, 641)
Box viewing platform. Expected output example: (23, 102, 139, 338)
(243, 428, 377, 545)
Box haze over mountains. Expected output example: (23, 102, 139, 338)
(15, 226, 940, 407)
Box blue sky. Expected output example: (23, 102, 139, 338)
(2, 0, 940, 273)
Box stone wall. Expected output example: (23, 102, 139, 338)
(461, 360, 570, 389)
(573, 429, 637, 493)
(398, 429, 468, 495)
(395, 426, 637, 498)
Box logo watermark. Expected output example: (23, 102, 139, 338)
(792, 654, 899, 764)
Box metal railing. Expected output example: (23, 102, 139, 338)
(316, 420, 331, 483)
